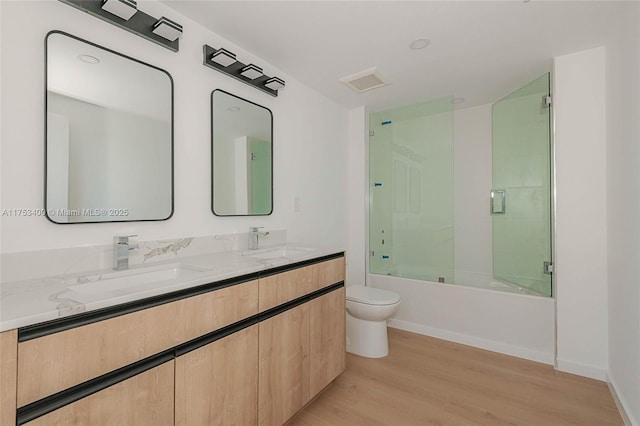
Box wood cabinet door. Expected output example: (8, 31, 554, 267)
(24, 361, 174, 426)
(258, 304, 310, 426)
(1, 330, 17, 426)
(175, 325, 259, 426)
(309, 288, 346, 397)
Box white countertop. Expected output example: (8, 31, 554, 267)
(0, 245, 344, 332)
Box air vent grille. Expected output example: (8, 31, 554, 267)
(340, 67, 389, 93)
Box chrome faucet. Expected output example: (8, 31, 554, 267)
(113, 235, 138, 270)
(248, 227, 269, 250)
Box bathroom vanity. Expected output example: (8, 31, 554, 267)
(0, 249, 345, 426)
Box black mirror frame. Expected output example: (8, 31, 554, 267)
(211, 89, 274, 217)
(44, 30, 175, 225)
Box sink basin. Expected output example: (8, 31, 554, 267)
(67, 264, 205, 296)
(244, 246, 316, 260)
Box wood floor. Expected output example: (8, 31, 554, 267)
(289, 328, 623, 426)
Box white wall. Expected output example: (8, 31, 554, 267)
(48, 93, 172, 221)
(0, 0, 348, 253)
(554, 47, 608, 380)
(453, 104, 493, 282)
(605, 2, 640, 424)
(46, 112, 69, 223)
(345, 107, 367, 287)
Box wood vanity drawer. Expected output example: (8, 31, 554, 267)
(312, 257, 345, 291)
(259, 266, 315, 312)
(258, 258, 346, 312)
(23, 360, 174, 426)
(17, 280, 258, 407)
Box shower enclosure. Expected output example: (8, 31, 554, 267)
(369, 74, 553, 297)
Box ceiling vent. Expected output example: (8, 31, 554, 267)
(339, 67, 389, 93)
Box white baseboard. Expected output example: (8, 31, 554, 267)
(387, 319, 555, 365)
(555, 358, 607, 381)
(606, 372, 637, 426)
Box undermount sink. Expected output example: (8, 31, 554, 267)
(67, 264, 205, 296)
(244, 246, 316, 260)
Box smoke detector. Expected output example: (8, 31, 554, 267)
(339, 67, 389, 94)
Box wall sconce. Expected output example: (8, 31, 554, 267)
(152, 17, 183, 42)
(240, 64, 263, 80)
(203, 45, 285, 97)
(58, 0, 181, 52)
(211, 48, 237, 67)
(101, 0, 137, 20)
(265, 77, 285, 91)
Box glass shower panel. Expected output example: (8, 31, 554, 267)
(492, 73, 552, 296)
(369, 97, 454, 282)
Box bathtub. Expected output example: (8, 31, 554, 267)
(369, 273, 555, 364)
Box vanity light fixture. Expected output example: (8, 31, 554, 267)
(211, 48, 237, 67)
(101, 0, 137, 21)
(203, 45, 283, 97)
(59, 0, 181, 52)
(152, 17, 183, 42)
(240, 64, 263, 80)
(265, 77, 285, 91)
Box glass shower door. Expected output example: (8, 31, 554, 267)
(369, 97, 454, 282)
(491, 73, 552, 296)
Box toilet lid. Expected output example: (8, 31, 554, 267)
(346, 285, 400, 306)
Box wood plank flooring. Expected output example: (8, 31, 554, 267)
(289, 328, 623, 426)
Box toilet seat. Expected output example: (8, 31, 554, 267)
(346, 285, 400, 306)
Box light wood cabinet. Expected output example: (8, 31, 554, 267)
(258, 256, 346, 312)
(311, 257, 346, 291)
(310, 287, 346, 397)
(17, 280, 258, 406)
(24, 361, 174, 426)
(258, 304, 310, 426)
(175, 325, 259, 426)
(1, 330, 18, 426)
(9, 254, 345, 425)
(259, 267, 315, 312)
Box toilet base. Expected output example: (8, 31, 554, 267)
(346, 312, 390, 358)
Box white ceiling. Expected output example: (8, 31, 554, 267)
(213, 90, 272, 142)
(162, 1, 626, 111)
(48, 32, 172, 121)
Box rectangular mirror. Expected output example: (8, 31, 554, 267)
(212, 90, 273, 216)
(46, 31, 173, 223)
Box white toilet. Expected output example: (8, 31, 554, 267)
(346, 285, 401, 358)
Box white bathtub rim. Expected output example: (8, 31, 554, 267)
(369, 272, 552, 301)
